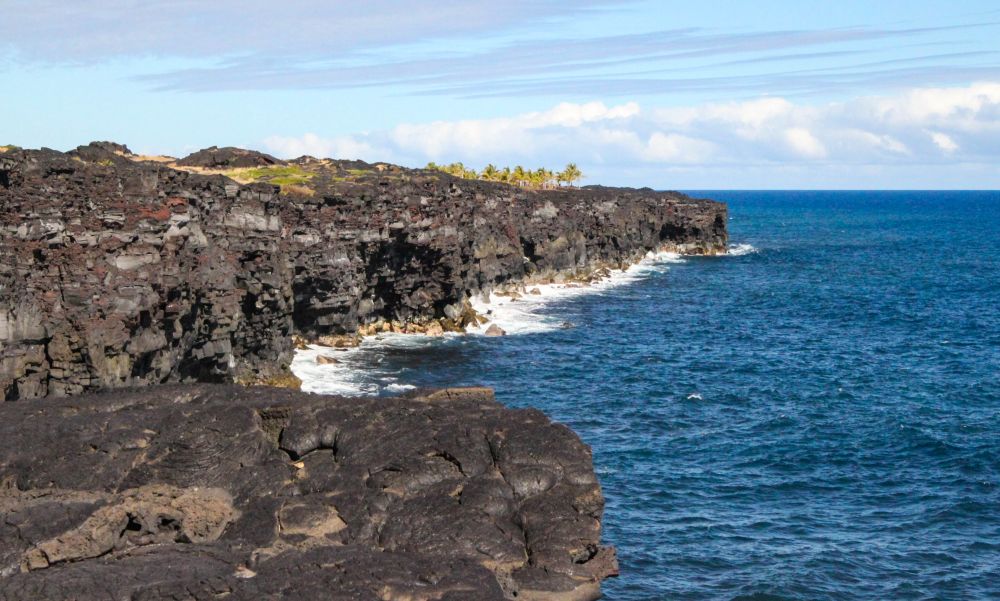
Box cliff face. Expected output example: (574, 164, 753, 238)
(0, 143, 727, 401)
(0, 384, 617, 600)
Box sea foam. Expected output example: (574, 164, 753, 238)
(467, 250, 685, 335)
(292, 246, 765, 395)
(727, 243, 758, 256)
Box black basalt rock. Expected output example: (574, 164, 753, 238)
(177, 146, 284, 168)
(0, 384, 616, 600)
(0, 144, 727, 400)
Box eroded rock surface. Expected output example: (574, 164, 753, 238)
(0, 143, 727, 400)
(0, 384, 615, 600)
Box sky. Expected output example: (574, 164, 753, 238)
(2, 0, 999, 189)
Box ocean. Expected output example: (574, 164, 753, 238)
(292, 191, 1000, 600)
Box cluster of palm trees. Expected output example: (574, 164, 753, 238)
(425, 162, 583, 188)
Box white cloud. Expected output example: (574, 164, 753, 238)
(263, 133, 378, 161)
(263, 82, 1000, 181)
(930, 132, 959, 153)
(784, 128, 827, 159)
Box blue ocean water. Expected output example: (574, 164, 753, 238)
(300, 191, 1000, 600)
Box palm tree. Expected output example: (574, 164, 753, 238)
(559, 163, 583, 187)
(481, 164, 500, 181)
(542, 168, 556, 188)
(534, 168, 552, 188)
(512, 165, 528, 187)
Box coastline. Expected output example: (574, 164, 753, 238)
(294, 243, 755, 396)
(0, 142, 730, 599)
(1, 142, 729, 400)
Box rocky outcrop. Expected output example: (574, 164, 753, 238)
(0, 143, 727, 400)
(0, 384, 617, 600)
(176, 146, 283, 169)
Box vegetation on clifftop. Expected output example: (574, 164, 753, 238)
(224, 165, 314, 186)
(426, 162, 584, 189)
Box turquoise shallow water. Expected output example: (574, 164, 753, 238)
(299, 191, 1000, 600)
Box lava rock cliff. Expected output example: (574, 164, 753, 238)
(0, 142, 727, 401)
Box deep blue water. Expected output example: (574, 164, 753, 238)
(306, 191, 1000, 600)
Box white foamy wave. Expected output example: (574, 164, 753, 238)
(468, 250, 685, 336)
(726, 243, 758, 256)
(294, 249, 693, 395)
(385, 383, 417, 392)
(291, 345, 376, 396)
(292, 332, 462, 396)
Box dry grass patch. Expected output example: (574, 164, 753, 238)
(129, 154, 176, 163)
(281, 183, 315, 197)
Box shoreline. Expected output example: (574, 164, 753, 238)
(293, 242, 755, 395)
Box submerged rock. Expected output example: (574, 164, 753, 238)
(0, 384, 615, 600)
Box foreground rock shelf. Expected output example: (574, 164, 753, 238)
(0, 384, 617, 600)
(0, 142, 727, 400)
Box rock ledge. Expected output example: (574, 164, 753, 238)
(0, 384, 616, 600)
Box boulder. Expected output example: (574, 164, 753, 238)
(424, 320, 445, 336)
(177, 146, 283, 169)
(484, 324, 507, 337)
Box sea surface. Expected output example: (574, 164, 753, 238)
(292, 191, 1000, 600)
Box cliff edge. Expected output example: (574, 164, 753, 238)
(0, 384, 617, 600)
(0, 142, 727, 400)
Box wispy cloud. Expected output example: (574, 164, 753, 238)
(263, 83, 1000, 175)
(3, 1, 998, 103)
(138, 23, 1000, 96)
(0, 0, 628, 62)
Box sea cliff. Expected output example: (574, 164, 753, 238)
(0, 142, 727, 600)
(0, 142, 727, 400)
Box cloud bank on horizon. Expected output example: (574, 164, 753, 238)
(2, 0, 999, 188)
(264, 83, 1000, 188)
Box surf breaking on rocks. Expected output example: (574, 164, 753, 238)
(293, 245, 756, 396)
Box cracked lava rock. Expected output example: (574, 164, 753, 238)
(0, 384, 617, 600)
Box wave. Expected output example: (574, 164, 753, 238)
(291, 345, 375, 396)
(468, 250, 685, 336)
(293, 249, 689, 394)
(727, 243, 758, 256)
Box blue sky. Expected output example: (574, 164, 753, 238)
(2, 0, 999, 188)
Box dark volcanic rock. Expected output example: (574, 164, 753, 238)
(0, 143, 727, 400)
(0, 384, 615, 600)
(177, 146, 283, 169)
